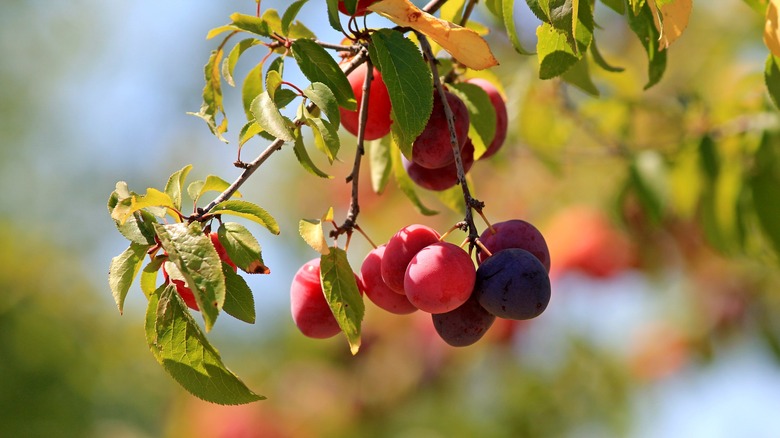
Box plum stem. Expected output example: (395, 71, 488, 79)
(331, 56, 374, 240)
(417, 33, 482, 248)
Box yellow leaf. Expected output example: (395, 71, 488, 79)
(368, 0, 498, 70)
(766, 0, 780, 57)
(648, 0, 692, 50)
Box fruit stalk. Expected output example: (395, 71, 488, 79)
(417, 33, 481, 244)
(332, 56, 375, 239)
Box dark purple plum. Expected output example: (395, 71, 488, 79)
(478, 219, 551, 272)
(475, 248, 551, 320)
(432, 292, 496, 347)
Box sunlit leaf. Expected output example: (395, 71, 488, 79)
(369, 0, 498, 70)
(242, 62, 265, 120)
(648, 0, 692, 49)
(112, 188, 179, 225)
(188, 49, 228, 143)
(140, 255, 166, 299)
(217, 222, 270, 274)
(239, 121, 264, 147)
(210, 200, 280, 235)
(250, 90, 294, 141)
(164, 164, 192, 212)
(320, 247, 364, 354)
(108, 243, 150, 314)
(154, 222, 225, 332)
(369, 136, 392, 194)
(299, 207, 333, 255)
(307, 116, 340, 163)
(146, 285, 264, 404)
(188, 176, 241, 206)
(109, 186, 157, 245)
(207, 13, 272, 39)
(223, 38, 261, 87)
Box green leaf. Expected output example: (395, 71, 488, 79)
(210, 200, 280, 235)
(154, 222, 225, 332)
(217, 222, 270, 274)
(369, 29, 434, 158)
(188, 49, 228, 143)
(448, 82, 497, 158)
(108, 243, 150, 314)
(326, 0, 344, 33)
(146, 285, 264, 404)
(765, 55, 780, 110)
(627, 1, 667, 89)
(441, 0, 467, 22)
(140, 255, 165, 299)
(274, 89, 299, 110)
(369, 136, 392, 194)
(223, 38, 261, 87)
(590, 37, 625, 72)
(699, 134, 719, 182)
(307, 117, 340, 163)
(290, 39, 356, 110)
(750, 131, 780, 257)
(187, 175, 242, 206)
(561, 56, 600, 96)
(222, 262, 256, 324)
(207, 13, 272, 39)
(391, 147, 439, 216)
(293, 128, 332, 178)
(164, 164, 193, 212)
(250, 90, 294, 141)
(281, 0, 309, 35)
(502, 0, 534, 54)
(303, 82, 340, 127)
(299, 208, 333, 255)
(242, 62, 265, 120)
(320, 247, 364, 354)
(601, 0, 626, 14)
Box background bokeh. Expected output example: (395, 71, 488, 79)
(2, 0, 780, 437)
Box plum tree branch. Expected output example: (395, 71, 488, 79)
(416, 32, 483, 244)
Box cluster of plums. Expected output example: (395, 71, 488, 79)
(290, 219, 552, 347)
(339, 63, 508, 192)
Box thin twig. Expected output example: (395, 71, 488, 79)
(417, 32, 482, 245)
(331, 57, 374, 239)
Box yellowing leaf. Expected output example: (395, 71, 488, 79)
(368, 0, 498, 70)
(648, 0, 692, 50)
(766, 0, 780, 57)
